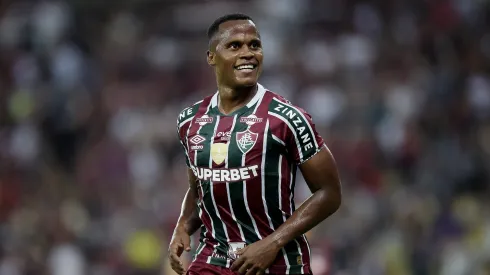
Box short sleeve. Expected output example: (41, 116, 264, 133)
(176, 101, 203, 167)
(268, 98, 325, 165)
(177, 122, 191, 168)
(286, 107, 324, 164)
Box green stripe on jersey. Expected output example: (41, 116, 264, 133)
(208, 256, 228, 267)
(263, 129, 283, 230)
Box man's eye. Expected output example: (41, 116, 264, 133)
(229, 42, 240, 49)
(250, 42, 261, 49)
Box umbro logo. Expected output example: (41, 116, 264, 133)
(190, 135, 206, 145)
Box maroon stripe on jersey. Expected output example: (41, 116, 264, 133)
(267, 113, 289, 152)
(210, 115, 242, 242)
(193, 243, 217, 263)
(178, 123, 189, 144)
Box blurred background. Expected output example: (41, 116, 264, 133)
(0, 0, 490, 274)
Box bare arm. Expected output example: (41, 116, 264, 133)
(168, 168, 202, 274)
(269, 146, 342, 248)
(175, 168, 202, 236)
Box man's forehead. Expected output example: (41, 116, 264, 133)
(218, 20, 260, 40)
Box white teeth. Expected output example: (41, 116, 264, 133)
(236, 65, 255, 70)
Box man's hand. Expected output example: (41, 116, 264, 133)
(230, 237, 281, 275)
(168, 227, 191, 274)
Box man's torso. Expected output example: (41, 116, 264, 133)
(177, 84, 322, 274)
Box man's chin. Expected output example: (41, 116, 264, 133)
(233, 78, 258, 88)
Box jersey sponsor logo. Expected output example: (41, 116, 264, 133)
(191, 165, 259, 183)
(195, 115, 213, 126)
(216, 131, 231, 141)
(236, 129, 258, 154)
(190, 144, 204, 151)
(272, 103, 315, 153)
(179, 107, 193, 120)
(210, 143, 228, 165)
(240, 114, 263, 126)
(189, 134, 206, 145)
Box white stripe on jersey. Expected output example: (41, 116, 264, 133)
(301, 234, 312, 265)
(271, 134, 286, 146)
(246, 83, 266, 108)
(288, 161, 295, 217)
(178, 116, 194, 129)
(211, 93, 218, 108)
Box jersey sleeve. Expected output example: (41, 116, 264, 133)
(177, 103, 201, 167)
(177, 114, 191, 168)
(269, 98, 325, 165)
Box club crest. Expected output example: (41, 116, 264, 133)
(210, 143, 228, 165)
(236, 130, 258, 154)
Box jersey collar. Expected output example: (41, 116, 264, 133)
(211, 83, 266, 116)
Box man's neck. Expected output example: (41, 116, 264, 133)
(217, 84, 258, 115)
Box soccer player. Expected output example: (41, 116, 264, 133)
(168, 13, 342, 275)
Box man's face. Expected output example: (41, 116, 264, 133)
(207, 20, 263, 88)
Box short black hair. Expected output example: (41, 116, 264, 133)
(207, 13, 254, 41)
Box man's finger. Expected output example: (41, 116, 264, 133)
(256, 269, 265, 275)
(231, 256, 245, 271)
(236, 246, 248, 255)
(183, 237, 191, 251)
(238, 261, 252, 274)
(171, 242, 185, 257)
(170, 242, 183, 252)
(245, 266, 259, 275)
(169, 251, 183, 266)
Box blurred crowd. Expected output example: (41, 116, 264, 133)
(1, 0, 490, 274)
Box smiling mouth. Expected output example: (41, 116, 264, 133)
(234, 64, 257, 72)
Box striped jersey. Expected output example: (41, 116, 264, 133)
(177, 84, 324, 274)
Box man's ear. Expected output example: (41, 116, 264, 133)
(207, 50, 216, 66)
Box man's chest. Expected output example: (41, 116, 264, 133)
(185, 114, 278, 169)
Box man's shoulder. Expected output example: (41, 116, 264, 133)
(177, 95, 214, 128)
(265, 91, 309, 122)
